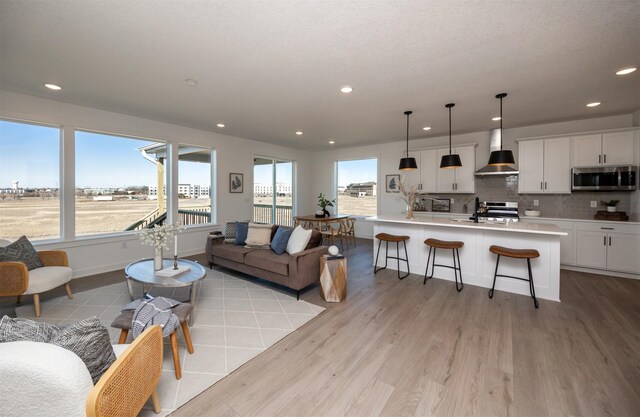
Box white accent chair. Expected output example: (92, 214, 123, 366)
(0, 325, 163, 417)
(0, 238, 73, 317)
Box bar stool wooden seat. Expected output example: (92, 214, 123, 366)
(488, 245, 540, 308)
(374, 233, 410, 280)
(111, 303, 194, 379)
(423, 238, 464, 291)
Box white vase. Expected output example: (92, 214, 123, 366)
(154, 247, 163, 271)
(607, 206, 616, 213)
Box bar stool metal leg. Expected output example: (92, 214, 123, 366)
(396, 240, 410, 280)
(527, 258, 539, 309)
(423, 247, 435, 284)
(488, 254, 500, 299)
(454, 248, 463, 292)
(374, 239, 387, 274)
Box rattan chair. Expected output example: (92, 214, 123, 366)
(321, 221, 345, 248)
(0, 239, 73, 317)
(86, 325, 164, 417)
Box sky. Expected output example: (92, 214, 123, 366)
(2, 119, 377, 190)
(1, 120, 210, 189)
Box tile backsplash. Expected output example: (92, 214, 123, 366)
(418, 175, 634, 219)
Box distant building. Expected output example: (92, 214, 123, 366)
(148, 184, 209, 199)
(0, 180, 24, 194)
(254, 182, 292, 197)
(345, 182, 377, 197)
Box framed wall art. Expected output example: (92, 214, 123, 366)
(431, 198, 451, 212)
(386, 174, 400, 192)
(229, 173, 244, 193)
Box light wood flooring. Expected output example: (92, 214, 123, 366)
(2, 239, 638, 417)
(172, 238, 640, 417)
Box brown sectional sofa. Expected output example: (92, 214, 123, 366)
(206, 227, 328, 299)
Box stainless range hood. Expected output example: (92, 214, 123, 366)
(475, 129, 519, 176)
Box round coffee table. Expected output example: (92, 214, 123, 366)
(124, 258, 206, 305)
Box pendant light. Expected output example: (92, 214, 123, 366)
(487, 93, 515, 166)
(440, 103, 462, 169)
(399, 110, 418, 170)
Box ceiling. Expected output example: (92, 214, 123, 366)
(1, 1, 639, 151)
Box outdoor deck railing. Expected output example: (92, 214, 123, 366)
(126, 208, 211, 230)
(253, 204, 294, 227)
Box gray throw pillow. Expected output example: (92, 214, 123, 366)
(0, 315, 60, 343)
(0, 235, 44, 270)
(51, 316, 116, 384)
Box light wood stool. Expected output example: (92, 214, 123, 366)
(111, 303, 194, 379)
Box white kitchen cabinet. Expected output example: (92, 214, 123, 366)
(518, 137, 571, 194)
(573, 131, 635, 166)
(575, 223, 640, 274)
(419, 149, 437, 193)
(434, 145, 476, 193)
(602, 131, 635, 165)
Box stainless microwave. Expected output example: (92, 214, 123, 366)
(571, 166, 637, 191)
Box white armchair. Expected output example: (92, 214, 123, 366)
(0, 325, 163, 417)
(0, 239, 73, 317)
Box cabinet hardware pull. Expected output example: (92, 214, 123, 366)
(604, 154, 607, 164)
(599, 154, 601, 164)
(609, 236, 612, 246)
(603, 236, 606, 245)
(544, 182, 547, 190)
(540, 182, 543, 190)
(601, 227, 614, 230)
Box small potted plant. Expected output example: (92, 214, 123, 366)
(317, 193, 335, 217)
(600, 199, 620, 213)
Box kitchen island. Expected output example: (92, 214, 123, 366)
(367, 215, 568, 302)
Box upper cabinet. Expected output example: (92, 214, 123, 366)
(518, 137, 571, 194)
(573, 131, 635, 166)
(415, 145, 476, 194)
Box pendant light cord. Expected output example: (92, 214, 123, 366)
(499, 95, 503, 151)
(448, 105, 452, 154)
(406, 112, 410, 157)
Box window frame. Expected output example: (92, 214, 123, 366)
(334, 156, 379, 218)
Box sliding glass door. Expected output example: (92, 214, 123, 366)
(253, 157, 293, 226)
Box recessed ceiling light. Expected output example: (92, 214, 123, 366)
(216, 123, 225, 128)
(422, 126, 431, 131)
(340, 86, 353, 93)
(44, 83, 62, 91)
(296, 131, 303, 135)
(329, 140, 335, 144)
(616, 67, 637, 75)
(185, 79, 198, 86)
(492, 117, 501, 121)
(586, 102, 601, 107)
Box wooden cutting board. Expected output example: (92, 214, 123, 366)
(594, 211, 628, 221)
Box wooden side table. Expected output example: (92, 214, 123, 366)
(319, 256, 347, 302)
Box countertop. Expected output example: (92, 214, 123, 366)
(411, 211, 640, 225)
(367, 214, 567, 236)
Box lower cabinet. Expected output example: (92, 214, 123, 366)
(575, 226, 640, 274)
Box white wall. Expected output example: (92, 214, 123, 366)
(1, 91, 314, 278)
(312, 113, 636, 238)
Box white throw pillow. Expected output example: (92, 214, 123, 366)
(286, 226, 313, 255)
(245, 222, 273, 248)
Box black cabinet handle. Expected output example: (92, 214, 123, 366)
(599, 154, 602, 164)
(603, 236, 606, 245)
(604, 154, 607, 164)
(601, 227, 614, 230)
(609, 236, 612, 246)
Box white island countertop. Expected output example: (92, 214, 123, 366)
(367, 214, 567, 236)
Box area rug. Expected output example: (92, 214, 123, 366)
(15, 268, 325, 416)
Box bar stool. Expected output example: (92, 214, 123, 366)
(111, 303, 195, 379)
(488, 245, 540, 308)
(423, 238, 464, 291)
(374, 233, 410, 280)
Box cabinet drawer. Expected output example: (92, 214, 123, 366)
(574, 222, 640, 234)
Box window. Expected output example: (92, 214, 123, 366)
(178, 145, 213, 226)
(75, 131, 167, 235)
(253, 158, 294, 226)
(336, 158, 378, 216)
(0, 120, 61, 241)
